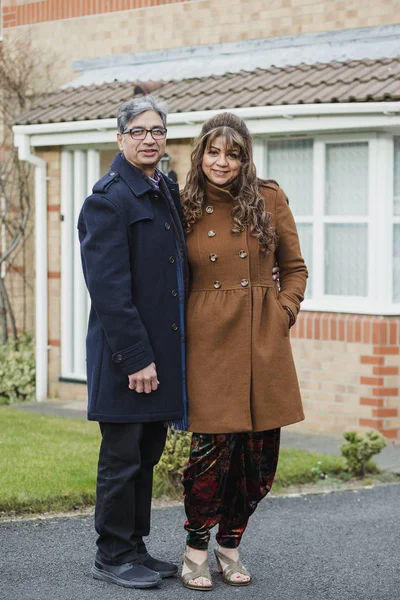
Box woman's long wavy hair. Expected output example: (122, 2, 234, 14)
(181, 112, 277, 254)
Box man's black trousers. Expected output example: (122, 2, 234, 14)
(95, 421, 167, 565)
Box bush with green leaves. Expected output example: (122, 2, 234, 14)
(340, 430, 386, 476)
(0, 334, 35, 404)
(154, 429, 191, 498)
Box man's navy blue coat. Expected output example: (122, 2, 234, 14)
(78, 153, 186, 423)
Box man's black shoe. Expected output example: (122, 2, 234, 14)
(92, 558, 162, 588)
(138, 552, 178, 578)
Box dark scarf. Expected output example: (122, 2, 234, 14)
(143, 169, 189, 430)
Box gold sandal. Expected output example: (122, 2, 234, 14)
(181, 554, 213, 591)
(214, 548, 251, 586)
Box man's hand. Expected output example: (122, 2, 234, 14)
(128, 363, 159, 394)
(272, 265, 280, 281)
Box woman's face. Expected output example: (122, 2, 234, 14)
(201, 137, 241, 187)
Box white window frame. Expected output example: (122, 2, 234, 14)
(258, 132, 400, 315)
(393, 136, 400, 303)
(60, 148, 100, 381)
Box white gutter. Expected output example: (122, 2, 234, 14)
(12, 102, 400, 147)
(13, 132, 48, 402)
(168, 102, 400, 123)
(12, 101, 400, 137)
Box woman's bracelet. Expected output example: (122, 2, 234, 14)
(283, 306, 295, 328)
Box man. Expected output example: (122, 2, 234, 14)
(78, 95, 188, 589)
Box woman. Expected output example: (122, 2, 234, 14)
(180, 113, 308, 590)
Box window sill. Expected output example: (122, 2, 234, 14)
(302, 298, 400, 316)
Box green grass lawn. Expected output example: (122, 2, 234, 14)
(0, 407, 372, 515)
(274, 447, 346, 490)
(0, 407, 100, 514)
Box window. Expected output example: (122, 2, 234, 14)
(264, 134, 398, 313)
(394, 225, 400, 303)
(267, 139, 313, 216)
(267, 139, 313, 298)
(324, 142, 369, 297)
(394, 138, 400, 303)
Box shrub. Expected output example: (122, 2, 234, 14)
(154, 429, 191, 498)
(0, 334, 35, 404)
(340, 430, 386, 476)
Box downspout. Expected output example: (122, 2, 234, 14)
(13, 131, 48, 402)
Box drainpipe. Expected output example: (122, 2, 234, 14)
(13, 132, 48, 402)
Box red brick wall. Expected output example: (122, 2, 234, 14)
(2, 0, 190, 27)
(54, 310, 400, 440)
(3, 1, 399, 86)
(291, 313, 400, 440)
(3, 0, 400, 33)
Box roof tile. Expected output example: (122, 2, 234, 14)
(14, 57, 400, 125)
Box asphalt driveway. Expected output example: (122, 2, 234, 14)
(1, 484, 399, 600)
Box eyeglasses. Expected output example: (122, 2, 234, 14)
(122, 127, 168, 140)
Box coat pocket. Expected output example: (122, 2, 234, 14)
(272, 286, 290, 336)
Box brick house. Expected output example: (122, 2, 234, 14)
(3, 0, 400, 438)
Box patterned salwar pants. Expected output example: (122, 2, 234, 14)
(182, 428, 280, 550)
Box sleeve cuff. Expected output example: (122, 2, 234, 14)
(112, 341, 155, 375)
(282, 305, 296, 328)
(277, 295, 299, 325)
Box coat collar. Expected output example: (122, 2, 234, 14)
(110, 152, 152, 197)
(205, 180, 235, 204)
(111, 152, 180, 199)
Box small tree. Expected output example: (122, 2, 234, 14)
(0, 33, 54, 342)
(340, 430, 387, 477)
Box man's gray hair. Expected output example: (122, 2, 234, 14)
(117, 95, 168, 134)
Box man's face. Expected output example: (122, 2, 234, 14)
(117, 110, 167, 176)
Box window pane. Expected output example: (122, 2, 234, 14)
(325, 224, 368, 296)
(325, 143, 368, 216)
(394, 138, 400, 216)
(394, 224, 400, 302)
(267, 139, 313, 216)
(296, 223, 313, 299)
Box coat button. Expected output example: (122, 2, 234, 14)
(109, 171, 115, 176)
(205, 206, 214, 214)
(214, 281, 222, 289)
(239, 250, 248, 259)
(171, 289, 178, 297)
(169, 256, 175, 263)
(241, 279, 249, 287)
(165, 223, 171, 230)
(209, 253, 218, 262)
(208, 230, 216, 237)
(116, 354, 123, 361)
(172, 323, 179, 331)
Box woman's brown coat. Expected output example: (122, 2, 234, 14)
(185, 181, 308, 434)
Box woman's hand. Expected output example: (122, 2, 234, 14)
(272, 265, 280, 281)
(128, 363, 159, 394)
